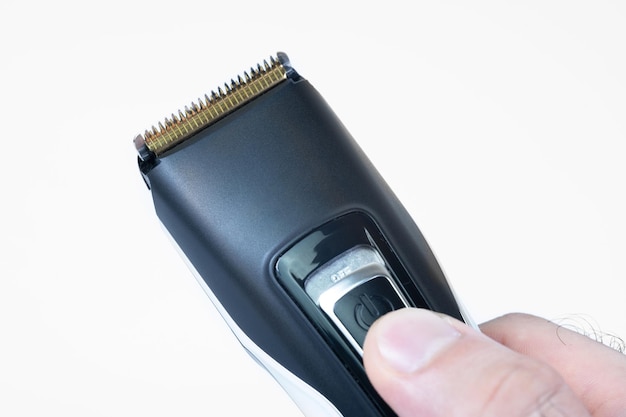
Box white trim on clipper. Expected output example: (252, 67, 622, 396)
(161, 224, 344, 417)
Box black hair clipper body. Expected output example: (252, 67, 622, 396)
(135, 53, 473, 417)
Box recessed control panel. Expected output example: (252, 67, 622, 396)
(275, 212, 429, 357)
(305, 246, 409, 353)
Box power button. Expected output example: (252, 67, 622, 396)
(333, 276, 407, 348)
(304, 245, 409, 354)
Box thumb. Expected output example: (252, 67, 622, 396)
(362, 308, 590, 417)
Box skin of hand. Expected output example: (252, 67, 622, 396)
(362, 308, 626, 417)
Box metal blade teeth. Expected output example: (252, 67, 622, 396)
(141, 54, 288, 155)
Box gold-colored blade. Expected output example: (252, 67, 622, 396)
(142, 55, 288, 156)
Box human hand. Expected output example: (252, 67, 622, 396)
(363, 308, 626, 416)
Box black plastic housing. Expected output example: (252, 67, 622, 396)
(141, 74, 463, 416)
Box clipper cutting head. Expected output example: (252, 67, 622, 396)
(134, 52, 292, 158)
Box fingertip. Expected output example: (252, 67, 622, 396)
(363, 308, 591, 417)
(364, 308, 460, 377)
(362, 308, 472, 416)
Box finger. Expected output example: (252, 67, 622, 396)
(363, 308, 590, 417)
(481, 313, 626, 417)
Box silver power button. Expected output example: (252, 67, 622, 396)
(304, 245, 409, 354)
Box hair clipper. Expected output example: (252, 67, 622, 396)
(134, 52, 474, 417)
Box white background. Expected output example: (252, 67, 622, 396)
(1, 1, 625, 415)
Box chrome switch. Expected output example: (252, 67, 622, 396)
(305, 246, 409, 354)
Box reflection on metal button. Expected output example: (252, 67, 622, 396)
(333, 276, 408, 349)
